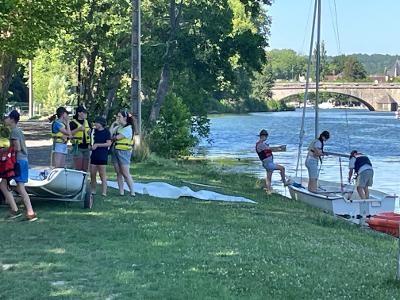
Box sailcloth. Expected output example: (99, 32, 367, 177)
(107, 181, 256, 203)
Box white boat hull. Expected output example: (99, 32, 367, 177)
(288, 179, 398, 223)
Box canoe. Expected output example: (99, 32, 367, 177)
(366, 213, 400, 237)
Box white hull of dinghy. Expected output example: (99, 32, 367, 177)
(288, 179, 398, 221)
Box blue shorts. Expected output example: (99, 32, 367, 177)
(53, 142, 68, 154)
(111, 149, 132, 165)
(14, 159, 29, 183)
(262, 158, 277, 172)
(305, 157, 319, 179)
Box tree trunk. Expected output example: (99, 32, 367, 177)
(104, 73, 122, 117)
(82, 44, 98, 106)
(149, 65, 170, 122)
(148, 0, 182, 123)
(0, 52, 17, 115)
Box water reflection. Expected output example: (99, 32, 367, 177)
(199, 109, 400, 196)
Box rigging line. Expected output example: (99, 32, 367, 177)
(295, 0, 318, 177)
(328, 0, 340, 55)
(299, 0, 315, 55)
(333, 0, 341, 54)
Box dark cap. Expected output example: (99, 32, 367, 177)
(94, 116, 107, 127)
(5, 110, 20, 122)
(76, 105, 87, 113)
(350, 150, 358, 158)
(259, 129, 268, 136)
(56, 107, 70, 116)
(320, 130, 330, 139)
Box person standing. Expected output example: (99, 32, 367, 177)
(90, 116, 111, 196)
(348, 150, 373, 199)
(70, 106, 91, 171)
(305, 130, 330, 192)
(255, 129, 287, 193)
(110, 111, 135, 197)
(49, 107, 72, 168)
(0, 110, 37, 221)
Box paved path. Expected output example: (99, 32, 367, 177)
(19, 121, 57, 168)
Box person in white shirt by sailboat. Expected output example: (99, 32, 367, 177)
(348, 150, 373, 199)
(305, 130, 330, 192)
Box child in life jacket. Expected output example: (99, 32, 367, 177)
(255, 129, 288, 193)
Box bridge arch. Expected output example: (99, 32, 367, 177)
(271, 82, 400, 111)
(279, 91, 375, 111)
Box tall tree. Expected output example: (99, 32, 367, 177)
(343, 56, 367, 81)
(0, 0, 72, 115)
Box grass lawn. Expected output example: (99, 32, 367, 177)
(1, 157, 400, 299)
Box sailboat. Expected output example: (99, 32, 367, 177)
(287, 0, 398, 223)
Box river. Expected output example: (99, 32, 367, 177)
(199, 109, 400, 197)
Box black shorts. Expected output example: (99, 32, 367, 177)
(90, 159, 108, 166)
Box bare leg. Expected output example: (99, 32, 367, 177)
(364, 186, 370, 199)
(82, 157, 90, 172)
(73, 156, 83, 170)
(113, 162, 124, 195)
(0, 180, 18, 212)
(90, 164, 97, 194)
(98, 165, 107, 196)
(54, 153, 66, 168)
(265, 171, 273, 191)
(15, 183, 34, 215)
(275, 164, 287, 184)
(357, 186, 366, 199)
(119, 164, 134, 196)
(308, 178, 318, 193)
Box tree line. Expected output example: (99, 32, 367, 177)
(1, 0, 276, 157)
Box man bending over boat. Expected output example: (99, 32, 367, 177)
(348, 150, 373, 199)
(305, 130, 330, 192)
(255, 129, 287, 193)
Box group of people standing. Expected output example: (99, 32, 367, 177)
(0, 105, 137, 222)
(50, 106, 136, 197)
(255, 129, 374, 199)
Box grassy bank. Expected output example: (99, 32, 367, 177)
(1, 157, 400, 299)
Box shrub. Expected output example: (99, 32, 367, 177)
(148, 93, 208, 157)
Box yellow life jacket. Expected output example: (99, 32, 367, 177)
(51, 120, 67, 144)
(71, 119, 90, 145)
(114, 125, 134, 150)
(0, 137, 9, 148)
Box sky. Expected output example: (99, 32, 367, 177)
(267, 0, 400, 56)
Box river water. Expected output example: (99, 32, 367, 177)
(199, 109, 400, 197)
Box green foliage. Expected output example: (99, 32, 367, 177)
(32, 48, 76, 115)
(342, 56, 368, 81)
(0, 0, 73, 57)
(350, 53, 399, 75)
(266, 49, 307, 81)
(148, 93, 208, 157)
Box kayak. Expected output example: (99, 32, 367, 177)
(367, 213, 400, 237)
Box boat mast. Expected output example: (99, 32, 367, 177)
(315, 0, 321, 138)
(295, 0, 318, 176)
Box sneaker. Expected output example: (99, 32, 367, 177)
(131, 192, 136, 197)
(7, 210, 22, 220)
(25, 213, 38, 222)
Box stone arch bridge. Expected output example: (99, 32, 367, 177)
(271, 82, 400, 111)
